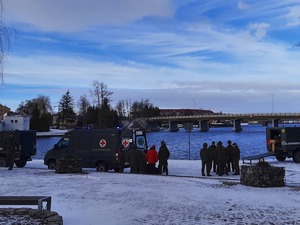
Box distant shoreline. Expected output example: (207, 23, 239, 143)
(36, 133, 64, 138)
(36, 129, 67, 138)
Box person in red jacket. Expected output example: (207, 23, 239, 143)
(146, 145, 158, 174)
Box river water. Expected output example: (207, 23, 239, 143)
(35, 124, 298, 160)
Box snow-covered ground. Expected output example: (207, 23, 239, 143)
(0, 159, 299, 225)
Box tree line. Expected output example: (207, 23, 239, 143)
(16, 81, 160, 131)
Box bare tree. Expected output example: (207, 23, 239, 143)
(115, 98, 132, 118)
(115, 99, 126, 118)
(16, 95, 52, 115)
(0, 0, 14, 82)
(90, 81, 113, 107)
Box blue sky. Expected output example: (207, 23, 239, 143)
(1, 0, 300, 113)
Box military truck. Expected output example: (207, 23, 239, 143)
(43, 128, 148, 172)
(266, 127, 300, 163)
(0, 130, 37, 167)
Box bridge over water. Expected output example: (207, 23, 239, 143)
(147, 113, 300, 132)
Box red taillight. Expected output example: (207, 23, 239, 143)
(115, 153, 118, 161)
(266, 140, 270, 145)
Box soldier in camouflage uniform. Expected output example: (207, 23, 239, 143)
(215, 141, 226, 176)
(138, 150, 147, 174)
(208, 141, 217, 173)
(232, 143, 240, 175)
(226, 140, 234, 173)
(4, 133, 19, 170)
(118, 144, 125, 173)
(200, 143, 211, 176)
(129, 143, 139, 174)
(158, 141, 170, 175)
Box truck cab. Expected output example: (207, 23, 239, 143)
(266, 127, 300, 163)
(44, 128, 147, 171)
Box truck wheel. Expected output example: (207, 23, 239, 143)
(96, 162, 108, 172)
(0, 157, 7, 167)
(293, 151, 300, 163)
(15, 160, 27, 168)
(276, 155, 286, 162)
(48, 161, 56, 170)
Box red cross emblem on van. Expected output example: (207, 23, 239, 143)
(99, 139, 106, 148)
(122, 139, 130, 148)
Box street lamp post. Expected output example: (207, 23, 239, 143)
(188, 123, 191, 160)
(271, 94, 274, 113)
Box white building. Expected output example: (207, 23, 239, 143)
(0, 113, 30, 131)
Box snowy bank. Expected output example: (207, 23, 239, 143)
(0, 159, 299, 225)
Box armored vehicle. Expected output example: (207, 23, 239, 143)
(266, 127, 300, 163)
(44, 128, 147, 172)
(0, 130, 37, 167)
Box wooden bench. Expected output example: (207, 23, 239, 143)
(0, 196, 51, 211)
(242, 152, 277, 165)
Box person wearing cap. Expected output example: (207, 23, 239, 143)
(215, 141, 226, 176)
(158, 141, 170, 175)
(146, 145, 158, 174)
(208, 141, 217, 173)
(4, 133, 19, 170)
(226, 140, 234, 174)
(200, 142, 211, 176)
(232, 143, 240, 175)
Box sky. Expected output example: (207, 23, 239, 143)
(1, 0, 300, 113)
(0, 159, 299, 224)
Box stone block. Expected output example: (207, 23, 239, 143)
(55, 158, 83, 174)
(240, 165, 285, 188)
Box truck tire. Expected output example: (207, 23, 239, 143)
(15, 160, 27, 168)
(48, 160, 56, 170)
(293, 151, 300, 163)
(276, 155, 286, 162)
(0, 157, 7, 167)
(96, 162, 108, 172)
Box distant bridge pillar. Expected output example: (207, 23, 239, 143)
(169, 121, 179, 132)
(232, 119, 242, 132)
(199, 120, 209, 132)
(262, 121, 268, 126)
(147, 122, 159, 131)
(272, 119, 279, 127)
(183, 122, 193, 132)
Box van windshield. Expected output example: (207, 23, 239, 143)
(136, 135, 146, 150)
(57, 137, 70, 148)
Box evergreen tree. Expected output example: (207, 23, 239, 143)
(131, 99, 160, 119)
(58, 90, 76, 128)
(77, 94, 90, 127)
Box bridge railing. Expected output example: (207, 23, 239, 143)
(148, 113, 300, 122)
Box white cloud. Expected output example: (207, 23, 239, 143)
(6, 0, 174, 32)
(237, 1, 249, 10)
(247, 23, 270, 40)
(286, 6, 300, 27)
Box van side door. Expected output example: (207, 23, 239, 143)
(71, 132, 92, 168)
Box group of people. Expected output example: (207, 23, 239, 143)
(200, 140, 240, 176)
(118, 140, 170, 175)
